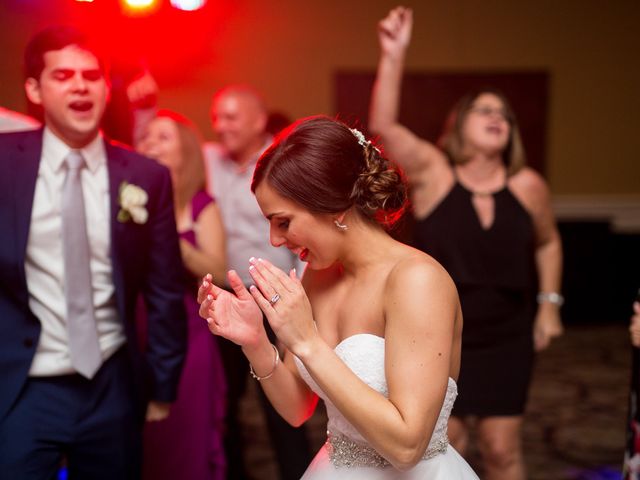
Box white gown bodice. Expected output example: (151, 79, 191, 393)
(293, 333, 483, 480)
(294, 334, 456, 457)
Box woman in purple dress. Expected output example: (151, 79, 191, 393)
(138, 110, 227, 479)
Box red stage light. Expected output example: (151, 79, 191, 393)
(170, 0, 206, 11)
(121, 0, 160, 15)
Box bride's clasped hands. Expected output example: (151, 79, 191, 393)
(197, 257, 319, 359)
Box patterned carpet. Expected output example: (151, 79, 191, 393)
(522, 323, 629, 480)
(240, 323, 630, 479)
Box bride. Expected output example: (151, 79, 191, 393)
(197, 115, 478, 478)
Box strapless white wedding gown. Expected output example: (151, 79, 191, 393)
(294, 334, 479, 479)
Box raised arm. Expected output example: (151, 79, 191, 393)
(369, 7, 444, 175)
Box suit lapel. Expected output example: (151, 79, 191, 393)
(105, 141, 129, 233)
(105, 141, 130, 311)
(14, 130, 44, 273)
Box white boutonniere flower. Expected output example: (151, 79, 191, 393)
(118, 181, 148, 224)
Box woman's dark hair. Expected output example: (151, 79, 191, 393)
(24, 25, 107, 81)
(437, 87, 526, 175)
(251, 115, 407, 228)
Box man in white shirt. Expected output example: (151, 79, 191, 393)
(0, 26, 187, 478)
(204, 85, 311, 480)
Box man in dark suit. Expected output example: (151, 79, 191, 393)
(0, 26, 187, 478)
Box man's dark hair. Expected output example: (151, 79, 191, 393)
(24, 25, 107, 80)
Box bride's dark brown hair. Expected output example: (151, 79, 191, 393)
(251, 115, 407, 228)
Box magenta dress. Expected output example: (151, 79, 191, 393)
(142, 190, 227, 480)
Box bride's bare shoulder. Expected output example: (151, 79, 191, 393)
(387, 246, 456, 295)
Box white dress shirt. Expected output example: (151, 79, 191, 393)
(27, 128, 126, 376)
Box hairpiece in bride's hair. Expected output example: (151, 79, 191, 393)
(349, 127, 381, 154)
(349, 128, 367, 147)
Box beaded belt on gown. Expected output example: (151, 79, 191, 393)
(326, 431, 449, 468)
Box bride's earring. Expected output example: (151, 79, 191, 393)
(334, 219, 348, 231)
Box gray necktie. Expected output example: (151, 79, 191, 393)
(62, 151, 101, 379)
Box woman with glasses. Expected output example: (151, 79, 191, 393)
(369, 7, 563, 480)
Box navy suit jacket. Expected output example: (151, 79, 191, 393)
(0, 129, 187, 422)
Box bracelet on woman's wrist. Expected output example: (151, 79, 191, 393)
(537, 292, 564, 306)
(249, 343, 280, 381)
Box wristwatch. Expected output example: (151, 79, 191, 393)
(537, 292, 564, 306)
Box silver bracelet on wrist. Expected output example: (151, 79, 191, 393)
(249, 343, 280, 381)
(537, 292, 564, 306)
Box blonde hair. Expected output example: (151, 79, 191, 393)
(437, 88, 526, 176)
(155, 110, 206, 208)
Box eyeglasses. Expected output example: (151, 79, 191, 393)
(468, 105, 512, 123)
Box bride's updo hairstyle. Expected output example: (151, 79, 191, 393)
(251, 115, 407, 228)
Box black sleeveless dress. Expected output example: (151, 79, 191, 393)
(414, 181, 537, 416)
